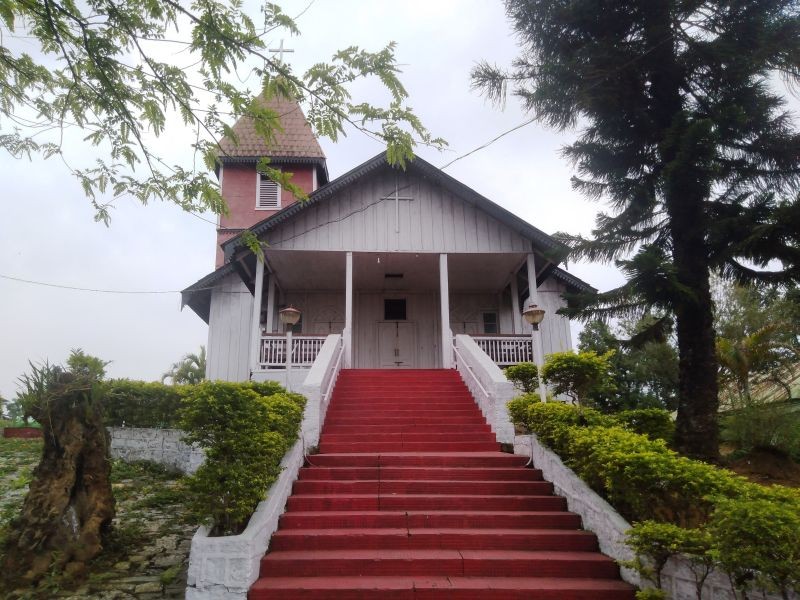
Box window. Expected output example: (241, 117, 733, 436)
(482, 312, 498, 334)
(384, 299, 407, 320)
(257, 172, 280, 210)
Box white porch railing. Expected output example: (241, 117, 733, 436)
(259, 334, 326, 368)
(472, 335, 533, 366)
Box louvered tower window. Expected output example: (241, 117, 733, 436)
(257, 172, 280, 210)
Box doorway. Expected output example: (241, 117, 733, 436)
(377, 321, 417, 368)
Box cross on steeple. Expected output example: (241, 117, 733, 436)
(380, 176, 414, 233)
(269, 39, 295, 64)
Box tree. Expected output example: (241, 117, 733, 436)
(66, 348, 110, 381)
(474, 1, 800, 460)
(540, 350, 616, 409)
(2, 360, 113, 586)
(579, 316, 679, 412)
(713, 280, 800, 454)
(162, 346, 206, 385)
(0, 1, 445, 225)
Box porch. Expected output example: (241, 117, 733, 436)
(247, 248, 569, 377)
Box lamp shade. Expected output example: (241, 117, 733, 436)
(522, 305, 546, 326)
(278, 305, 301, 326)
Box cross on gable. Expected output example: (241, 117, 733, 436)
(380, 177, 414, 233)
(269, 39, 295, 64)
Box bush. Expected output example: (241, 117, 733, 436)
(510, 397, 800, 597)
(179, 381, 305, 536)
(721, 399, 800, 460)
(102, 379, 184, 428)
(540, 350, 616, 407)
(614, 408, 675, 444)
(709, 497, 800, 597)
(504, 362, 539, 393)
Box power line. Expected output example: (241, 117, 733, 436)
(439, 34, 675, 171)
(0, 273, 183, 294)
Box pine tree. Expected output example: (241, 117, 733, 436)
(474, 1, 800, 459)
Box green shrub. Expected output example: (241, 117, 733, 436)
(504, 362, 539, 393)
(511, 395, 800, 596)
(179, 381, 304, 536)
(721, 400, 800, 460)
(102, 379, 184, 428)
(614, 408, 674, 443)
(709, 496, 800, 597)
(626, 522, 714, 593)
(540, 350, 616, 407)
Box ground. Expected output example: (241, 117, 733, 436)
(0, 437, 194, 599)
(723, 446, 800, 488)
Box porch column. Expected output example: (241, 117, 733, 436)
(249, 259, 265, 376)
(344, 251, 353, 367)
(510, 272, 522, 334)
(526, 253, 539, 308)
(439, 253, 453, 368)
(265, 273, 276, 333)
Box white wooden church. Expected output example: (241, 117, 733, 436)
(181, 96, 593, 387)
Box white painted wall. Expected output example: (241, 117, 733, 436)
(264, 166, 532, 254)
(272, 291, 345, 335)
(523, 276, 573, 355)
(206, 272, 253, 382)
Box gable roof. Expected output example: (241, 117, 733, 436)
(218, 95, 326, 160)
(221, 151, 569, 262)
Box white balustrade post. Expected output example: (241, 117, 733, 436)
(344, 251, 353, 368)
(285, 329, 293, 390)
(249, 259, 265, 377)
(439, 254, 453, 368)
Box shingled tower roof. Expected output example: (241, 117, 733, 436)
(218, 95, 326, 160)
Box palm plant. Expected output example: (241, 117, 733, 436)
(162, 347, 206, 385)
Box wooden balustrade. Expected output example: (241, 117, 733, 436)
(471, 335, 533, 367)
(259, 335, 327, 368)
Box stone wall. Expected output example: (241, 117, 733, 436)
(513, 434, 795, 600)
(108, 427, 205, 475)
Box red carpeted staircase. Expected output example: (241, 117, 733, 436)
(249, 369, 635, 599)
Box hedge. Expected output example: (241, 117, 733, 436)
(509, 397, 800, 598)
(179, 381, 305, 536)
(102, 379, 184, 428)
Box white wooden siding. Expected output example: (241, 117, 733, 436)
(354, 292, 440, 368)
(522, 276, 573, 355)
(265, 167, 531, 253)
(271, 292, 346, 335)
(206, 273, 253, 381)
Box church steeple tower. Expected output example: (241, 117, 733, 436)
(214, 96, 328, 266)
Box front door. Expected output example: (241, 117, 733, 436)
(377, 321, 416, 368)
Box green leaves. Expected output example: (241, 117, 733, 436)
(540, 350, 617, 407)
(179, 381, 305, 535)
(0, 0, 444, 223)
(504, 362, 540, 393)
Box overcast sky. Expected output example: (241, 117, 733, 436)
(0, 0, 629, 400)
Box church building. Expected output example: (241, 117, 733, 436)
(181, 96, 593, 385)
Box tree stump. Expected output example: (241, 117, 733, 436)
(2, 373, 115, 585)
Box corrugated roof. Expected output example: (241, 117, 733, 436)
(218, 95, 326, 159)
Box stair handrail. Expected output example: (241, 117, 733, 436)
(453, 343, 490, 400)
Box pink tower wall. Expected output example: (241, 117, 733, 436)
(215, 164, 315, 267)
